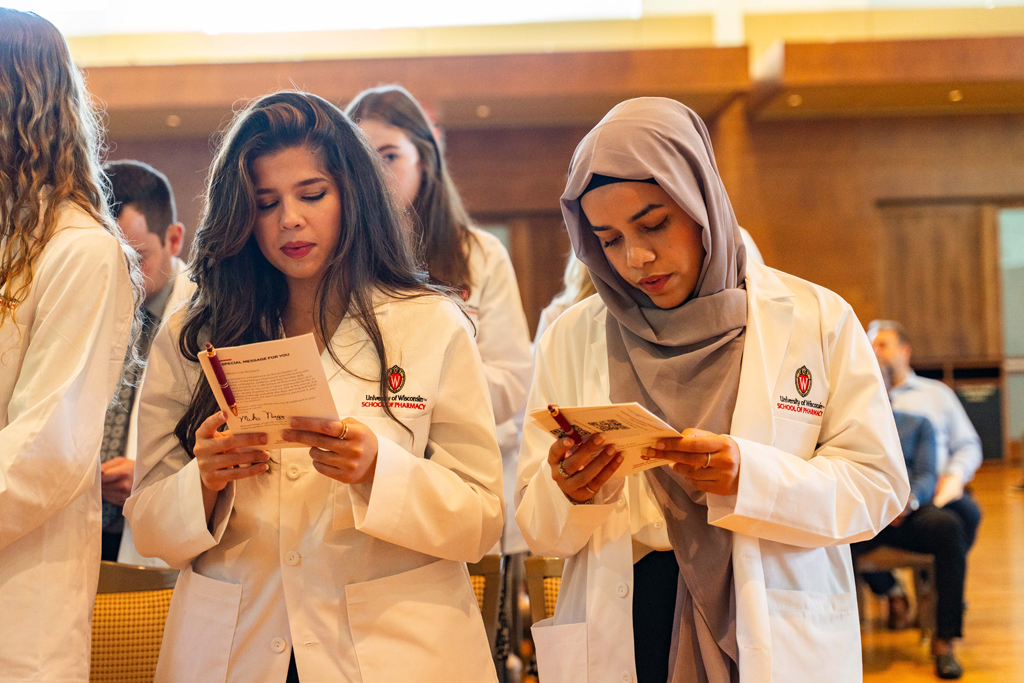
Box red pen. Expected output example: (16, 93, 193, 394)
(205, 342, 238, 416)
(548, 404, 583, 446)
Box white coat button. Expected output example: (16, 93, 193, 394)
(621, 673, 633, 683)
(271, 638, 287, 653)
(286, 465, 301, 480)
(616, 582, 629, 598)
(616, 498, 627, 511)
(285, 551, 301, 566)
(654, 521, 664, 529)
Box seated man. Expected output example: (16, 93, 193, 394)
(865, 320, 983, 680)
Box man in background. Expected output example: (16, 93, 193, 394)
(100, 160, 192, 564)
(869, 319, 983, 679)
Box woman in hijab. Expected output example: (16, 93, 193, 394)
(515, 98, 909, 683)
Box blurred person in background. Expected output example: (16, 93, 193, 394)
(869, 319, 982, 678)
(0, 9, 140, 682)
(101, 160, 194, 565)
(347, 86, 532, 558)
(535, 252, 596, 343)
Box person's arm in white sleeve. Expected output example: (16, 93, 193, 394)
(0, 231, 134, 550)
(515, 318, 623, 557)
(123, 316, 235, 569)
(473, 236, 533, 425)
(940, 386, 983, 484)
(706, 301, 910, 548)
(348, 314, 504, 563)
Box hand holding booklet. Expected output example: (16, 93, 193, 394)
(198, 333, 338, 449)
(529, 402, 681, 479)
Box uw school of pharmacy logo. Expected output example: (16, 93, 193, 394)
(387, 365, 406, 393)
(795, 365, 812, 398)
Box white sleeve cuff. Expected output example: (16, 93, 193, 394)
(350, 435, 409, 535)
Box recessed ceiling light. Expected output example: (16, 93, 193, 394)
(476, 105, 491, 119)
(948, 89, 964, 103)
(787, 94, 803, 108)
(165, 114, 181, 128)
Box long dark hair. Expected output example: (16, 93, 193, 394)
(346, 85, 477, 294)
(175, 91, 435, 455)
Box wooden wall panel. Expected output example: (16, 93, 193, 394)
(104, 100, 1024, 362)
(878, 204, 1001, 360)
(711, 100, 1024, 325)
(508, 216, 573, 337)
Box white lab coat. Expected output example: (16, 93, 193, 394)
(125, 293, 504, 683)
(0, 203, 135, 683)
(464, 228, 533, 554)
(118, 257, 194, 566)
(516, 261, 909, 683)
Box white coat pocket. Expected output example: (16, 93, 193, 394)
(772, 417, 822, 460)
(764, 588, 861, 682)
(531, 619, 588, 683)
(155, 566, 242, 683)
(345, 559, 496, 683)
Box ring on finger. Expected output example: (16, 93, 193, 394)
(338, 421, 349, 440)
(703, 452, 712, 469)
(584, 483, 597, 494)
(558, 462, 571, 479)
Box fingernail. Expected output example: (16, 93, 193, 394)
(593, 435, 605, 446)
(615, 454, 624, 464)
(656, 441, 666, 449)
(605, 446, 616, 456)
(563, 438, 574, 447)
(221, 411, 228, 420)
(260, 435, 268, 444)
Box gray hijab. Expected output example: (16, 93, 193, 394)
(561, 98, 746, 683)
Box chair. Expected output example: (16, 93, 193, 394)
(854, 547, 937, 639)
(468, 554, 505, 657)
(525, 556, 565, 624)
(90, 561, 179, 683)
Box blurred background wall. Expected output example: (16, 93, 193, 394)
(30, 0, 1024, 459)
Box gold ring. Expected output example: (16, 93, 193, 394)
(584, 483, 597, 494)
(558, 462, 570, 478)
(338, 421, 349, 440)
(704, 452, 712, 468)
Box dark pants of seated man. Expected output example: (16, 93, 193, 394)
(943, 489, 982, 550)
(852, 503, 968, 640)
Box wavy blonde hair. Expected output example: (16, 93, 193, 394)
(0, 9, 140, 328)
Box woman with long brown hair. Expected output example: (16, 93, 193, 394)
(0, 9, 140, 682)
(125, 91, 503, 683)
(346, 86, 533, 555)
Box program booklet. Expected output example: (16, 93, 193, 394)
(198, 333, 339, 449)
(528, 402, 682, 479)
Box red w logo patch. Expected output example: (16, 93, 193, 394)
(387, 365, 406, 393)
(795, 366, 812, 397)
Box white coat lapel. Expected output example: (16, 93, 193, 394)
(731, 264, 795, 445)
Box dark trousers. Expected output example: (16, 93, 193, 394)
(944, 489, 982, 549)
(633, 550, 678, 683)
(101, 530, 122, 562)
(852, 503, 968, 640)
(287, 652, 299, 683)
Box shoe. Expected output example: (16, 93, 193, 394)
(887, 594, 911, 630)
(934, 652, 963, 680)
